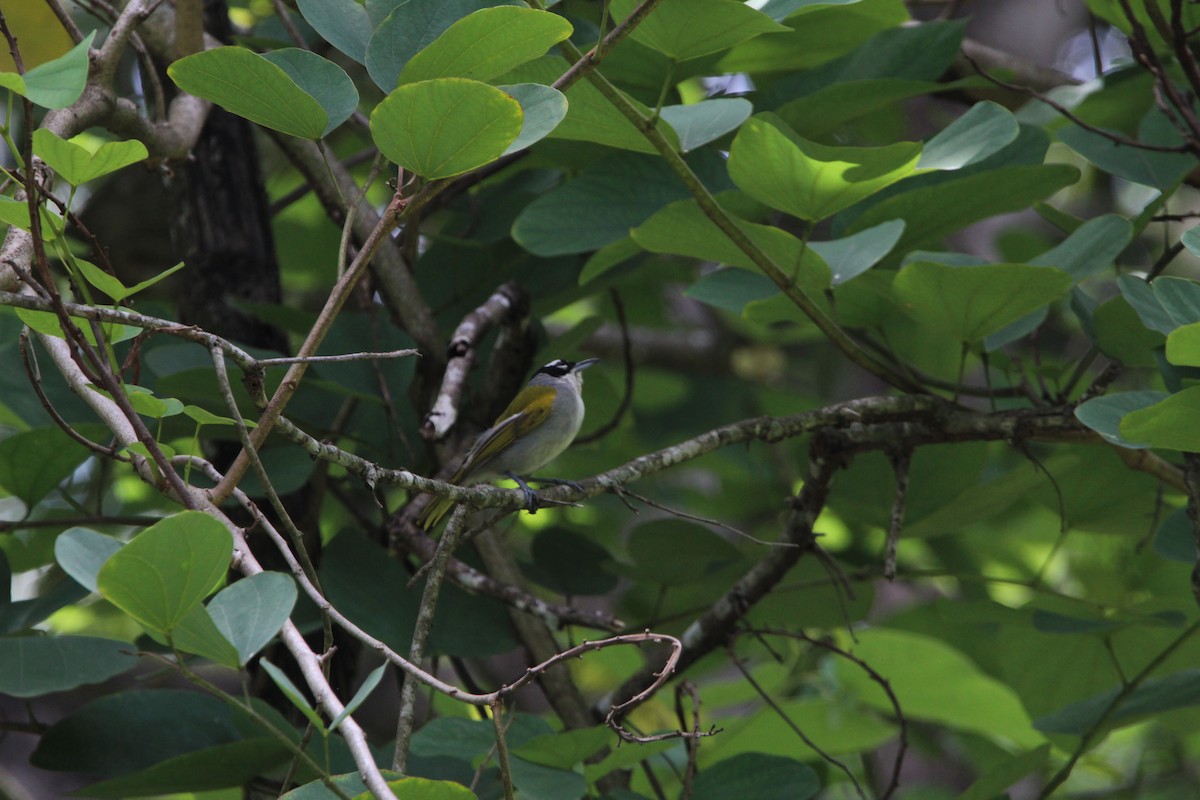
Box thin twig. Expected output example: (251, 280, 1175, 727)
(728, 644, 865, 800)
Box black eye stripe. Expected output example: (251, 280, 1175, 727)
(536, 359, 574, 377)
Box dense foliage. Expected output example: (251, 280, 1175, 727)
(3, 0, 1200, 798)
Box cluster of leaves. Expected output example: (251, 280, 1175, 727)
(5, 0, 1200, 798)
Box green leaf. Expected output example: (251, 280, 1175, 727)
(399, 7, 571, 84)
(352, 777, 478, 800)
(1035, 668, 1200, 735)
(684, 268, 779, 314)
(512, 153, 696, 256)
(837, 628, 1045, 747)
(0, 426, 97, 508)
(14, 306, 141, 345)
(31, 689, 245, 774)
(183, 404, 255, 427)
(169, 47, 327, 139)
(1155, 507, 1195, 564)
(370, 78, 522, 178)
(523, 528, 618, 596)
(1120, 386, 1200, 451)
(716, 0, 908, 73)
(623, 520, 741, 586)
(1183, 225, 1200, 258)
(365, 0, 507, 90)
(282, 772, 405, 800)
(207, 572, 298, 665)
(17, 30, 95, 108)
(32, 129, 148, 185)
(660, 98, 753, 153)
(1058, 110, 1193, 191)
(845, 164, 1080, 253)
(611, 0, 787, 60)
(498, 55, 679, 154)
(810, 219, 905, 285)
(779, 77, 963, 140)
(1165, 320, 1200, 366)
(728, 113, 921, 222)
(892, 261, 1073, 342)
(1128, 275, 1200, 337)
(297, 0, 373, 63)
(0, 635, 138, 697)
(917, 101, 1019, 170)
(97, 512, 233, 634)
(512, 726, 611, 769)
(261, 49, 358, 137)
(329, 663, 387, 732)
(1029, 213, 1132, 281)
(632, 196, 817, 273)
(691, 754, 819, 800)
(162, 604, 241, 668)
(260, 657, 326, 732)
(1074, 391, 1166, 448)
(55, 527, 124, 593)
(957, 745, 1052, 800)
(78, 738, 291, 799)
(497, 83, 567, 155)
(0, 196, 61, 239)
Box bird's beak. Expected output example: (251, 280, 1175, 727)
(575, 358, 600, 371)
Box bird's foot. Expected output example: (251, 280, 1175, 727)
(506, 472, 541, 513)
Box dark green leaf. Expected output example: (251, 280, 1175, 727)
(261, 49, 358, 136)
(1155, 507, 1195, 564)
(31, 689, 245, 774)
(54, 527, 123, 593)
(79, 738, 291, 798)
(0, 426, 96, 508)
(810, 218, 904, 285)
(523, 528, 618, 595)
(660, 98, 753, 153)
(513, 153, 697, 256)
(685, 268, 779, 314)
(623, 520, 741, 586)
(845, 164, 1081, 253)
(499, 83, 567, 154)
(1058, 109, 1193, 191)
(297, 0, 373, 63)
(692, 754, 819, 800)
(207, 571, 298, 665)
(0, 635, 138, 697)
(1030, 213, 1132, 280)
(1035, 668, 1200, 734)
(1074, 391, 1166, 448)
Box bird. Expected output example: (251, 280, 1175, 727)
(418, 357, 599, 530)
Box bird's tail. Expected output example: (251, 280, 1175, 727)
(417, 493, 455, 530)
